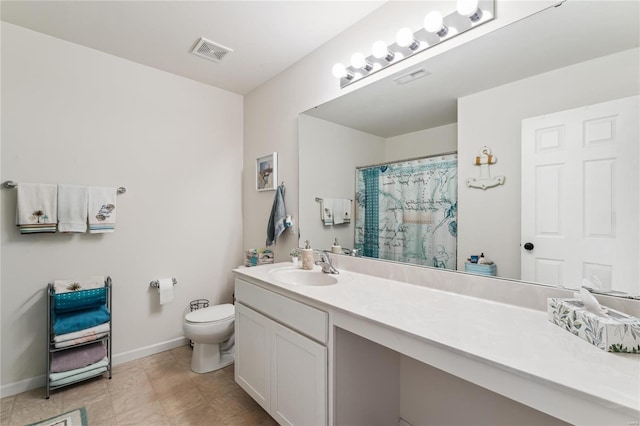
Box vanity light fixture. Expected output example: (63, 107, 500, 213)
(331, 63, 354, 81)
(371, 40, 395, 63)
(351, 52, 374, 72)
(396, 27, 420, 51)
(457, 0, 483, 22)
(331, 0, 494, 88)
(424, 11, 448, 37)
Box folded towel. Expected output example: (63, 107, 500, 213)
(50, 358, 109, 386)
(54, 322, 110, 343)
(52, 305, 110, 335)
(53, 276, 104, 294)
(49, 357, 108, 382)
(16, 183, 57, 233)
(50, 366, 108, 387)
(54, 331, 109, 349)
(50, 342, 106, 373)
(333, 198, 352, 225)
(57, 184, 88, 233)
(320, 199, 334, 225)
(88, 186, 117, 233)
(266, 184, 286, 246)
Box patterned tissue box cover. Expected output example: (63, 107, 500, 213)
(547, 298, 640, 353)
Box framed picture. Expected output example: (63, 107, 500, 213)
(256, 152, 278, 191)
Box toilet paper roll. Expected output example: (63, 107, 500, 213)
(157, 278, 174, 305)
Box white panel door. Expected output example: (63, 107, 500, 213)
(271, 320, 327, 426)
(521, 96, 639, 294)
(235, 303, 270, 410)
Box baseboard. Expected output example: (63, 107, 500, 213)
(0, 337, 189, 398)
(0, 374, 47, 399)
(111, 336, 189, 366)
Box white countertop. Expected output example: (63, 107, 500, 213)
(234, 262, 640, 423)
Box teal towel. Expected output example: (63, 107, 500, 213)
(53, 305, 110, 335)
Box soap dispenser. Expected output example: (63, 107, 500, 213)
(301, 240, 314, 270)
(331, 237, 342, 254)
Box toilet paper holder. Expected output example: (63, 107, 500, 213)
(150, 278, 178, 288)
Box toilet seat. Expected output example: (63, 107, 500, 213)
(185, 303, 234, 323)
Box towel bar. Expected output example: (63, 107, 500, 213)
(149, 278, 178, 288)
(2, 180, 126, 194)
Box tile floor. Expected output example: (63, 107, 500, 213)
(0, 345, 278, 425)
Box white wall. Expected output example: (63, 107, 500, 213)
(384, 122, 457, 163)
(0, 23, 243, 391)
(457, 48, 640, 279)
(298, 115, 384, 252)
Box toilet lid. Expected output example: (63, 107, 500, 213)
(185, 304, 235, 323)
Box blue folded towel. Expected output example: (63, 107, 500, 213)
(266, 183, 286, 246)
(53, 305, 110, 335)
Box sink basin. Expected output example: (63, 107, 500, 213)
(270, 268, 338, 286)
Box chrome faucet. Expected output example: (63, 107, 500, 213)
(316, 252, 339, 274)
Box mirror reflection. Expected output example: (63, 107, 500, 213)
(298, 1, 640, 297)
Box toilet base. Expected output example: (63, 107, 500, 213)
(191, 342, 235, 374)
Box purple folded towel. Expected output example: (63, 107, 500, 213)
(50, 342, 106, 373)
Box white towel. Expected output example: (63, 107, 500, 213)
(16, 183, 58, 233)
(88, 187, 117, 233)
(57, 184, 88, 233)
(53, 276, 105, 294)
(333, 199, 352, 225)
(54, 322, 110, 343)
(320, 199, 334, 225)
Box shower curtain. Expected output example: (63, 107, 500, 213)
(355, 153, 458, 269)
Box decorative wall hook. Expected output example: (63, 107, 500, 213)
(466, 146, 505, 190)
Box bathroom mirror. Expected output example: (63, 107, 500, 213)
(299, 1, 640, 297)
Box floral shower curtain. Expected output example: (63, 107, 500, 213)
(355, 153, 458, 269)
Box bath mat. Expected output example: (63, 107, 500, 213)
(26, 407, 87, 426)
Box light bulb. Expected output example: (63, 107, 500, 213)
(351, 52, 366, 69)
(424, 11, 443, 33)
(396, 27, 416, 48)
(332, 63, 347, 79)
(372, 41, 389, 59)
(457, 0, 482, 21)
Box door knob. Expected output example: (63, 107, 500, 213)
(523, 242, 534, 251)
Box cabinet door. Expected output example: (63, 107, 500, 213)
(271, 321, 327, 426)
(235, 303, 270, 411)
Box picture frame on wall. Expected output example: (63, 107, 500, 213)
(256, 152, 278, 191)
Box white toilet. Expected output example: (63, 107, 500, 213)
(183, 303, 235, 374)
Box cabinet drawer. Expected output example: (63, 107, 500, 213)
(235, 278, 328, 344)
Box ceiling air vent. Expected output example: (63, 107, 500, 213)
(191, 37, 233, 63)
(393, 68, 431, 85)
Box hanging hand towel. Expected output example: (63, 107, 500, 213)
(333, 198, 352, 225)
(57, 184, 88, 233)
(88, 187, 117, 233)
(266, 183, 286, 246)
(320, 198, 334, 226)
(16, 183, 58, 233)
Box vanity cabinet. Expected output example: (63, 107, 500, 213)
(235, 278, 328, 426)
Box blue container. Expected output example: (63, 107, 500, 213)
(464, 262, 497, 277)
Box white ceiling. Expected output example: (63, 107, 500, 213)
(0, 1, 385, 95)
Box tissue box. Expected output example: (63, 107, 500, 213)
(547, 298, 640, 353)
